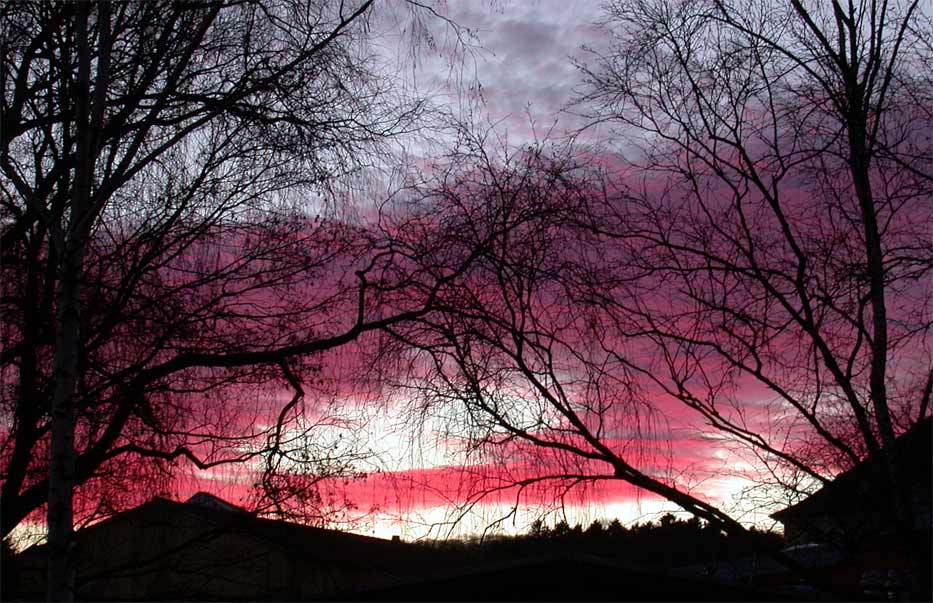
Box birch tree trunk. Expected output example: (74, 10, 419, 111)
(47, 2, 109, 599)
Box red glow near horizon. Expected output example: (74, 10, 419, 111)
(128, 392, 779, 540)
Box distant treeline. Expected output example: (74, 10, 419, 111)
(421, 514, 784, 567)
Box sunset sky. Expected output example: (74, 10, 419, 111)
(166, 1, 780, 541)
(5, 0, 928, 558)
(358, 1, 775, 540)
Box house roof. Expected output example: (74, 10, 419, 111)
(11, 494, 470, 600)
(772, 417, 932, 522)
(16, 492, 450, 573)
(124, 494, 440, 568)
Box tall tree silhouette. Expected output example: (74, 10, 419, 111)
(388, 132, 761, 535)
(0, 1, 463, 599)
(390, 0, 931, 591)
(576, 0, 931, 527)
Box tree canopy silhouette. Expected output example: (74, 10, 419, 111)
(387, 1, 931, 593)
(0, 0, 464, 599)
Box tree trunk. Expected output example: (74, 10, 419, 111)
(846, 94, 912, 544)
(47, 2, 94, 600)
(46, 247, 84, 602)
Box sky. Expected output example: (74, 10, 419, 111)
(4, 0, 929, 559)
(421, 2, 607, 140)
(112, 2, 767, 542)
(371, 1, 610, 148)
(188, 1, 781, 541)
(332, 1, 755, 540)
(262, 0, 804, 541)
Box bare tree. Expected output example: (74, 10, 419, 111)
(576, 0, 931, 519)
(384, 0, 931, 585)
(0, 1, 465, 599)
(386, 132, 761, 537)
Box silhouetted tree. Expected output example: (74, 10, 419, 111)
(391, 133, 762, 537)
(576, 0, 931, 535)
(0, 1, 464, 599)
(529, 519, 549, 539)
(552, 520, 572, 539)
(389, 2, 930, 594)
(428, 512, 783, 566)
(606, 519, 625, 540)
(583, 520, 605, 540)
